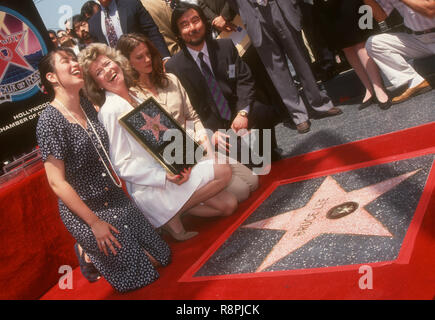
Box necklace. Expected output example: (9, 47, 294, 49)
(53, 99, 123, 188)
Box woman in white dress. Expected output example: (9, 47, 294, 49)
(79, 43, 238, 241)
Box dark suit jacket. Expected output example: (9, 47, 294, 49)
(198, 0, 237, 25)
(165, 38, 256, 132)
(88, 0, 170, 58)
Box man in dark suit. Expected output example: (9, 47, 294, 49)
(198, 0, 285, 119)
(229, 0, 343, 134)
(88, 0, 170, 59)
(198, 0, 238, 33)
(166, 2, 281, 164)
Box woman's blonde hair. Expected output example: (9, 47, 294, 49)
(78, 43, 136, 106)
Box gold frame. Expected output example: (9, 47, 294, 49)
(118, 97, 204, 175)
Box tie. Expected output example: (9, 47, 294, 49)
(198, 52, 231, 121)
(104, 8, 118, 47)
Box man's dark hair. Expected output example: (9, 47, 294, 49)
(48, 30, 57, 37)
(81, 1, 99, 20)
(170, 2, 211, 43)
(71, 14, 86, 38)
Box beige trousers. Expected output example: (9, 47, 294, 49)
(226, 162, 259, 202)
(366, 31, 435, 88)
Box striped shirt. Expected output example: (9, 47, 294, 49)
(376, 0, 435, 31)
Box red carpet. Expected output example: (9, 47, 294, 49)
(1, 122, 432, 300)
(33, 122, 435, 300)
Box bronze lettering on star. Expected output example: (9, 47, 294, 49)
(293, 198, 329, 237)
(326, 202, 359, 220)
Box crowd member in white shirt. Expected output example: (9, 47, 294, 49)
(365, 0, 435, 104)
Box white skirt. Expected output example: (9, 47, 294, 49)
(129, 159, 215, 227)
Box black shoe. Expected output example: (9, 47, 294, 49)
(378, 98, 392, 110)
(74, 243, 101, 283)
(358, 97, 375, 110)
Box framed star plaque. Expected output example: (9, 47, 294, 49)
(118, 97, 206, 175)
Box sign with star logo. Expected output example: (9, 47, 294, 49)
(186, 154, 434, 279)
(119, 97, 206, 175)
(0, 1, 50, 171)
(0, 5, 47, 105)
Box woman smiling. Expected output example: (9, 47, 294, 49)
(79, 43, 238, 242)
(36, 48, 171, 292)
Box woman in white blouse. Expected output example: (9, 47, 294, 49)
(79, 43, 238, 241)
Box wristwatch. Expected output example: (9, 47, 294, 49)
(237, 110, 248, 118)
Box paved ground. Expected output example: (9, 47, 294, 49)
(274, 73, 435, 158)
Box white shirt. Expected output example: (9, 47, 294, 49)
(97, 0, 123, 44)
(187, 43, 215, 77)
(98, 91, 167, 190)
(376, 0, 435, 32)
(71, 44, 80, 56)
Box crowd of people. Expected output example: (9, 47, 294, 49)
(38, 0, 434, 292)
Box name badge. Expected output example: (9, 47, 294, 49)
(228, 64, 236, 79)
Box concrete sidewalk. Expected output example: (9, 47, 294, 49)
(274, 60, 435, 159)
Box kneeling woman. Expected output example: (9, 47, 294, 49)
(79, 43, 238, 241)
(36, 48, 171, 293)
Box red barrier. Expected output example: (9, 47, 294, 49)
(0, 168, 77, 299)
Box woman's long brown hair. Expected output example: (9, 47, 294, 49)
(116, 33, 168, 89)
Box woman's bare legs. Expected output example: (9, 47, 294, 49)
(354, 42, 389, 103)
(77, 243, 92, 263)
(144, 249, 160, 268)
(186, 189, 238, 217)
(161, 163, 233, 240)
(343, 45, 375, 102)
(175, 163, 233, 215)
(343, 42, 389, 104)
(162, 211, 192, 236)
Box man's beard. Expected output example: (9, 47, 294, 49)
(81, 31, 91, 41)
(185, 30, 205, 47)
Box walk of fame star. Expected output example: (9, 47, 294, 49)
(139, 112, 168, 141)
(242, 169, 420, 272)
(0, 31, 33, 82)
